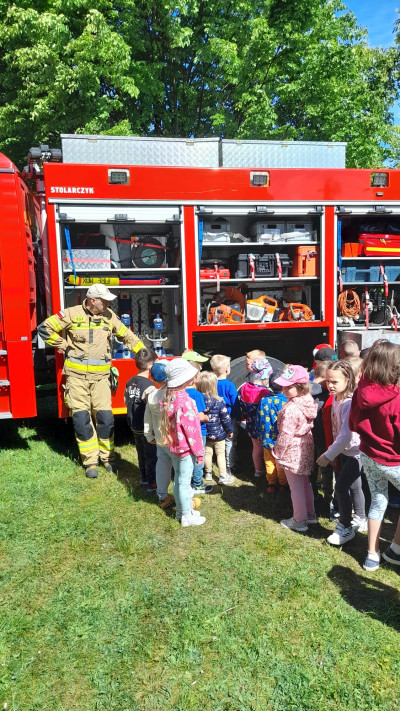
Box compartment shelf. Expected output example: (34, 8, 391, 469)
(196, 320, 325, 331)
(200, 276, 318, 284)
(342, 281, 400, 286)
(202, 241, 319, 247)
(63, 267, 180, 273)
(337, 325, 394, 331)
(69, 284, 180, 290)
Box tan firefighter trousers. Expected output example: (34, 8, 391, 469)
(65, 376, 115, 468)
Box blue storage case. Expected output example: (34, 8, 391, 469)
(384, 265, 400, 282)
(341, 265, 380, 283)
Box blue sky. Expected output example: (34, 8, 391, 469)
(344, 1, 399, 47)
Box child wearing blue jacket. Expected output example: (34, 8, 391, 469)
(197, 371, 234, 485)
(255, 370, 288, 493)
(210, 354, 240, 476)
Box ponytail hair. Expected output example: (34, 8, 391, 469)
(159, 389, 173, 446)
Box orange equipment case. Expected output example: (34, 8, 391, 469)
(290, 246, 320, 277)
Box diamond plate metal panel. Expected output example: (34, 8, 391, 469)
(221, 140, 346, 168)
(61, 135, 220, 167)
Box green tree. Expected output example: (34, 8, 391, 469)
(0, 0, 398, 168)
(0, 1, 138, 165)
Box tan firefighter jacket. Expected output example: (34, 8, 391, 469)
(38, 301, 144, 379)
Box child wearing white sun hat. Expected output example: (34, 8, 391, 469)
(159, 359, 206, 527)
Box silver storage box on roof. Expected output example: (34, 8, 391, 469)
(221, 139, 346, 168)
(61, 135, 220, 167)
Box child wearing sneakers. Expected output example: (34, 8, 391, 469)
(255, 370, 288, 493)
(210, 354, 240, 476)
(272, 365, 318, 533)
(125, 347, 158, 491)
(159, 358, 206, 527)
(186, 362, 212, 494)
(349, 339, 400, 571)
(144, 361, 174, 510)
(316, 360, 366, 546)
(197, 371, 234, 485)
(240, 351, 272, 478)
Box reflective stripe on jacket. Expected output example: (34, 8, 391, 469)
(38, 301, 144, 379)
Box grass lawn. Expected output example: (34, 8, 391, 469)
(1, 396, 400, 711)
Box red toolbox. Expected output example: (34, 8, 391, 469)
(200, 267, 230, 279)
(358, 235, 400, 256)
(289, 246, 320, 277)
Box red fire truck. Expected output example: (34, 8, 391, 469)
(1, 135, 400, 419)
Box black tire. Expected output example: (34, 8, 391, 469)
(229, 355, 285, 391)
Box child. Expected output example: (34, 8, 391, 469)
(210, 354, 240, 476)
(125, 347, 157, 491)
(186, 363, 212, 494)
(159, 358, 206, 527)
(339, 339, 361, 360)
(311, 361, 334, 511)
(349, 339, 400, 571)
(317, 360, 366, 545)
(144, 361, 174, 509)
(272, 365, 318, 532)
(311, 343, 336, 371)
(197, 371, 234, 485)
(255, 370, 288, 493)
(240, 351, 272, 477)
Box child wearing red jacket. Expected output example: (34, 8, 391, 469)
(349, 339, 400, 571)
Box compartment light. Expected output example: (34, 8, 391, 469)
(108, 169, 130, 185)
(250, 171, 270, 187)
(370, 172, 388, 188)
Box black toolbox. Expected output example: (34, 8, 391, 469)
(235, 253, 292, 278)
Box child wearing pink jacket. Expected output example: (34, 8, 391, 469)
(159, 358, 206, 527)
(273, 365, 318, 533)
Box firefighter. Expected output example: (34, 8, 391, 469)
(38, 283, 144, 478)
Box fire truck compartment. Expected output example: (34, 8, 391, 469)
(58, 207, 185, 358)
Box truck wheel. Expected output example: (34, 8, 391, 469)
(229, 355, 285, 391)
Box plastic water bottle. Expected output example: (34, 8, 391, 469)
(153, 313, 163, 331)
(113, 314, 134, 358)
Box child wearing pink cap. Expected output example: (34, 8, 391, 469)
(272, 365, 318, 532)
(240, 351, 272, 477)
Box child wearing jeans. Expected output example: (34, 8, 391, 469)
(197, 371, 234, 485)
(317, 360, 366, 546)
(186, 363, 212, 494)
(255, 370, 288, 493)
(240, 351, 272, 477)
(272, 365, 318, 532)
(159, 358, 206, 527)
(210, 354, 240, 476)
(349, 339, 400, 571)
(144, 360, 175, 509)
(124, 347, 158, 491)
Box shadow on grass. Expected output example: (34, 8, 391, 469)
(0, 422, 30, 451)
(328, 564, 400, 632)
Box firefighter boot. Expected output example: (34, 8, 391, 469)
(96, 409, 115, 468)
(85, 466, 99, 478)
(72, 410, 99, 469)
